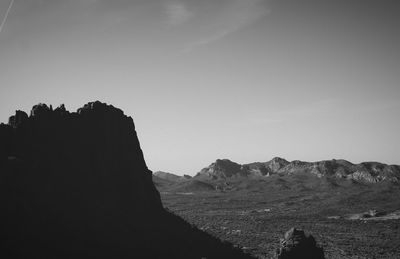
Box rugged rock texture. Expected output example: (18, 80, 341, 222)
(194, 158, 400, 183)
(246, 157, 290, 177)
(0, 102, 253, 259)
(195, 159, 249, 180)
(276, 228, 325, 259)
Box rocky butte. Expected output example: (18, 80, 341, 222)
(0, 101, 256, 258)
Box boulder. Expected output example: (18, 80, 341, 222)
(276, 228, 325, 259)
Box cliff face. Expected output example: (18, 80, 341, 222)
(1, 101, 162, 214)
(0, 102, 252, 259)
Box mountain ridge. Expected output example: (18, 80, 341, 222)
(189, 157, 400, 184)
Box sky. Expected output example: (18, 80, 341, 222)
(0, 0, 399, 175)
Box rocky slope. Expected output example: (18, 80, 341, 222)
(195, 158, 400, 184)
(0, 102, 253, 259)
(195, 159, 250, 180)
(153, 171, 187, 182)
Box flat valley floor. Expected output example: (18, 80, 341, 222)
(158, 178, 400, 259)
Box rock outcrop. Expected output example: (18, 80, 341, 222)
(0, 101, 253, 259)
(195, 159, 249, 180)
(276, 228, 325, 259)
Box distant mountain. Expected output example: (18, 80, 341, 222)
(195, 159, 249, 180)
(153, 171, 187, 182)
(195, 158, 400, 184)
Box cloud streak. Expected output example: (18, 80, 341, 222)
(184, 0, 269, 51)
(0, 0, 14, 35)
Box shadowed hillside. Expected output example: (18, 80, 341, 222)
(0, 101, 254, 259)
(153, 171, 187, 182)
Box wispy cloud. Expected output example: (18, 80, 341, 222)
(184, 0, 269, 51)
(164, 1, 193, 26)
(0, 0, 15, 35)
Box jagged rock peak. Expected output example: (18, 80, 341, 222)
(214, 158, 240, 166)
(204, 159, 243, 174)
(1, 101, 159, 209)
(195, 159, 246, 180)
(54, 104, 69, 115)
(267, 157, 290, 171)
(30, 103, 52, 117)
(77, 101, 124, 116)
(5, 101, 129, 125)
(270, 157, 289, 164)
(8, 110, 28, 128)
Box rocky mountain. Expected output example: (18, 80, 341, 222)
(195, 159, 250, 180)
(0, 102, 253, 259)
(195, 158, 400, 184)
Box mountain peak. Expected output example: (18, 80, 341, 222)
(196, 159, 245, 180)
(271, 157, 288, 163)
(214, 158, 238, 166)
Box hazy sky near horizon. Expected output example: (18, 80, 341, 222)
(0, 0, 399, 175)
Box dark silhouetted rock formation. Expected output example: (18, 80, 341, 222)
(276, 228, 325, 259)
(8, 110, 28, 128)
(0, 101, 253, 259)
